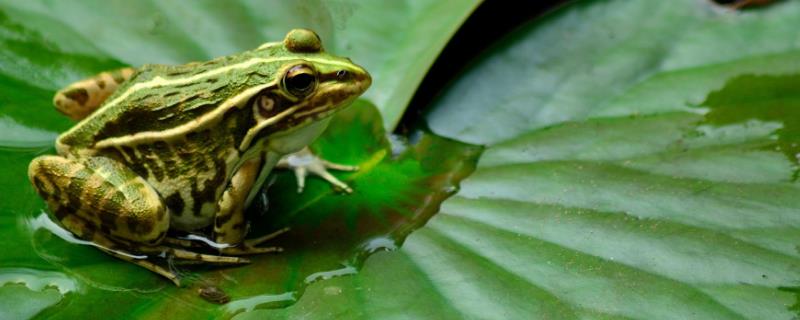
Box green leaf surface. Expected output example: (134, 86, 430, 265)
(0, 1, 481, 319)
(419, 0, 798, 319)
(5, 0, 800, 319)
(243, 0, 800, 319)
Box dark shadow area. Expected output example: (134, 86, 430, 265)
(397, 0, 570, 134)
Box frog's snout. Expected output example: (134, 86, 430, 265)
(351, 65, 372, 93)
(362, 69, 372, 91)
(332, 64, 371, 94)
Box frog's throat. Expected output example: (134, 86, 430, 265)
(238, 103, 303, 151)
(87, 83, 276, 152)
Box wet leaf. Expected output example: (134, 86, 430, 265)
(241, 0, 800, 319)
(6, 0, 800, 319)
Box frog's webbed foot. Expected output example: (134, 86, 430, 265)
(277, 147, 358, 193)
(219, 227, 289, 256)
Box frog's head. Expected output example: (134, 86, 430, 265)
(238, 29, 371, 152)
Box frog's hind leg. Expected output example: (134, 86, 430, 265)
(28, 155, 181, 281)
(29, 155, 249, 284)
(28, 155, 169, 245)
(57, 213, 183, 285)
(53, 67, 136, 121)
(28, 192, 182, 285)
(63, 214, 246, 286)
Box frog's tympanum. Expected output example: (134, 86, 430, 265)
(28, 29, 371, 285)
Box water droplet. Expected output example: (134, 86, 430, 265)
(0, 268, 78, 295)
(361, 237, 397, 254)
(224, 291, 296, 314)
(304, 265, 357, 284)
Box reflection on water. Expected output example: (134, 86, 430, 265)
(225, 292, 296, 314)
(304, 265, 357, 284)
(0, 267, 78, 294)
(701, 74, 800, 179)
(179, 233, 234, 249)
(361, 237, 398, 254)
(0, 268, 79, 320)
(28, 212, 147, 259)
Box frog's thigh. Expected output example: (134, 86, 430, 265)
(53, 67, 136, 121)
(214, 156, 262, 245)
(28, 155, 169, 245)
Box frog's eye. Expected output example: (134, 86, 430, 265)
(283, 65, 317, 98)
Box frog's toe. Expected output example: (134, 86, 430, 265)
(247, 227, 289, 246)
(292, 164, 353, 194)
(165, 247, 249, 264)
(306, 162, 354, 193)
(218, 227, 289, 256)
(221, 245, 283, 256)
(277, 147, 357, 193)
(319, 159, 358, 172)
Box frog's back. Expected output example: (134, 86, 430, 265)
(56, 51, 275, 155)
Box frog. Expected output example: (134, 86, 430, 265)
(27, 29, 371, 286)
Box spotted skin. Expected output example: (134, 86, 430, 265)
(214, 156, 260, 245)
(53, 68, 135, 121)
(29, 155, 169, 244)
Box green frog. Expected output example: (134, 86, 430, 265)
(28, 29, 371, 285)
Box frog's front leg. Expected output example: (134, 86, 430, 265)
(214, 156, 288, 255)
(276, 146, 358, 193)
(53, 67, 136, 121)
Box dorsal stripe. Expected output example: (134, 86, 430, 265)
(61, 56, 357, 140)
(92, 83, 274, 149)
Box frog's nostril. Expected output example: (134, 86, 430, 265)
(336, 70, 349, 80)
